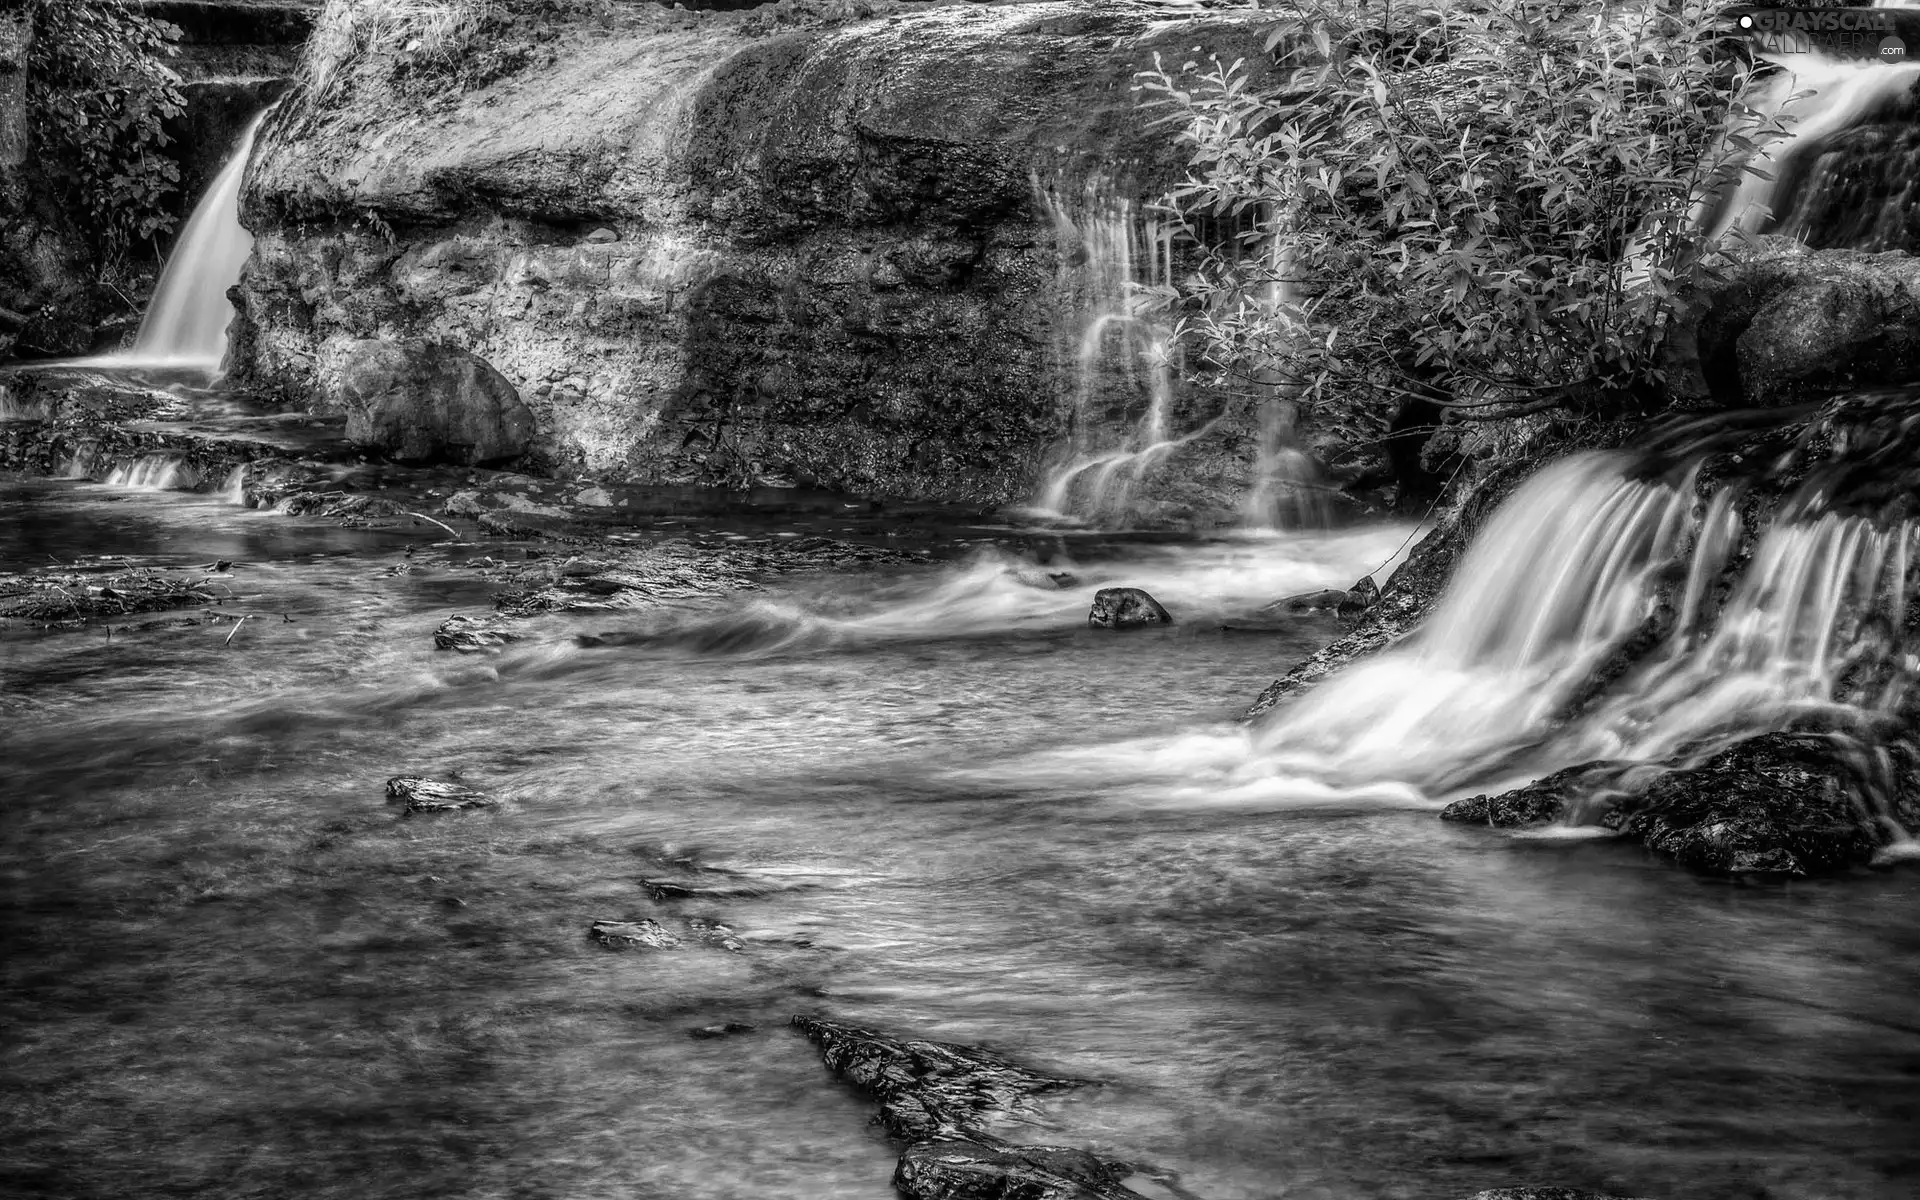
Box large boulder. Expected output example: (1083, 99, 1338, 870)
(230, 2, 1278, 506)
(335, 339, 533, 466)
(1670, 237, 1920, 407)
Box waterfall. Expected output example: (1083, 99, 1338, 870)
(1707, 49, 1920, 248)
(104, 454, 196, 491)
(1249, 453, 1918, 796)
(1029, 175, 1188, 524)
(119, 110, 269, 371)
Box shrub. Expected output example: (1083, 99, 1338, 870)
(26, 0, 185, 268)
(1137, 0, 1789, 431)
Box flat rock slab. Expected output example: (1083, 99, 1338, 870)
(589, 918, 680, 950)
(385, 775, 496, 814)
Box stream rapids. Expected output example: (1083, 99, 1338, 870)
(3, 471, 1918, 1200)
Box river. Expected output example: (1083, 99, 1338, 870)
(3, 475, 1918, 1200)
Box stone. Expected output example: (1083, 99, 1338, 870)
(791, 1015, 1084, 1143)
(334, 339, 534, 466)
(688, 1022, 756, 1040)
(1337, 573, 1380, 617)
(385, 775, 495, 814)
(589, 918, 680, 950)
(1602, 732, 1907, 876)
(1273, 588, 1349, 614)
(1674, 237, 1920, 408)
(686, 919, 747, 953)
(431, 613, 523, 652)
(1088, 587, 1171, 629)
(1440, 763, 1627, 828)
(582, 227, 618, 243)
(895, 1139, 1147, 1200)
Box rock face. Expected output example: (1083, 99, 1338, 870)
(1670, 237, 1920, 408)
(232, 2, 1275, 507)
(1088, 587, 1171, 629)
(337, 339, 533, 465)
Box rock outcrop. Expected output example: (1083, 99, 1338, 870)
(232, 1, 1276, 509)
(1441, 733, 1920, 875)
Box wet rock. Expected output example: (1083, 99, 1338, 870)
(689, 1022, 756, 1040)
(896, 1139, 1149, 1200)
(0, 566, 217, 627)
(1336, 573, 1380, 617)
(642, 874, 785, 901)
(1602, 732, 1909, 875)
(686, 919, 747, 953)
(1088, 587, 1171, 629)
(335, 339, 533, 467)
(590, 918, 681, 950)
(385, 775, 496, 814)
(1273, 588, 1349, 614)
(432, 613, 523, 652)
(1674, 237, 1920, 408)
(791, 1016, 1084, 1142)
(1441, 763, 1627, 828)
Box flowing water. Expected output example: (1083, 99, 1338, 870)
(5, 471, 1918, 1200)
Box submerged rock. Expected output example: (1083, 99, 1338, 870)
(688, 1022, 756, 1040)
(686, 919, 747, 953)
(385, 775, 496, 814)
(336, 339, 533, 467)
(1088, 587, 1171, 629)
(589, 918, 680, 950)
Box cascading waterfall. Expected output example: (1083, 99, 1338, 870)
(1707, 48, 1920, 248)
(104, 454, 195, 491)
(117, 110, 270, 371)
(1248, 452, 1917, 801)
(1030, 175, 1190, 523)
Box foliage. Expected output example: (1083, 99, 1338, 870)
(26, 0, 184, 267)
(1137, 0, 1790, 426)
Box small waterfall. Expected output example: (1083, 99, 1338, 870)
(104, 454, 196, 491)
(1708, 50, 1920, 248)
(1029, 175, 1191, 524)
(221, 463, 249, 505)
(1249, 453, 1918, 796)
(120, 110, 269, 370)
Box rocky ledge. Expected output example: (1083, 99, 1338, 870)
(1442, 732, 1920, 875)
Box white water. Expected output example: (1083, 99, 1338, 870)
(1030, 175, 1188, 523)
(103, 454, 195, 491)
(975, 453, 1916, 816)
(117, 112, 269, 372)
(1707, 50, 1920, 244)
